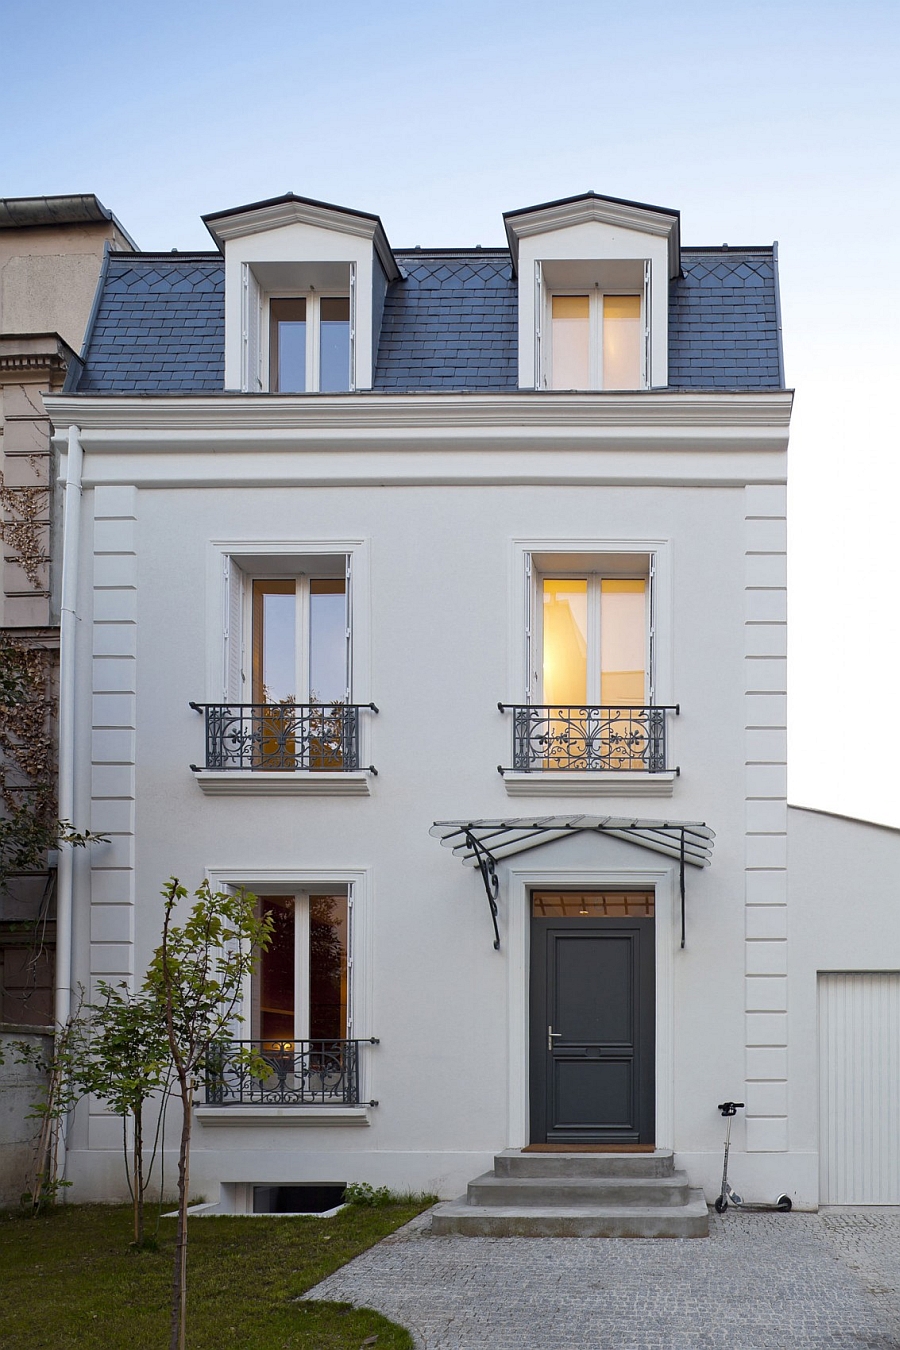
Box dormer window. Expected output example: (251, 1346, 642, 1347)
(270, 294, 351, 393)
(503, 191, 680, 390)
(550, 292, 642, 390)
(205, 192, 399, 394)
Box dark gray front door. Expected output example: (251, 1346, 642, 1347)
(529, 902, 655, 1145)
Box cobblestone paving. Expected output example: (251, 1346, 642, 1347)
(307, 1208, 900, 1349)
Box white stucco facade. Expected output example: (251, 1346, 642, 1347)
(43, 382, 809, 1205)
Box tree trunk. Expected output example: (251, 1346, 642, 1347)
(133, 1104, 144, 1246)
(169, 1074, 193, 1350)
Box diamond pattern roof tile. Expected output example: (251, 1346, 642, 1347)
(76, 244, 782, 394)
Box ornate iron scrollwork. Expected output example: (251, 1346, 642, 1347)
(464, 828, 501, 950)
(189, 701, 378, 773)
(498, 704, 678, 774)
(204, 1037, 379, 1107)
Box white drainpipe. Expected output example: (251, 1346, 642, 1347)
(55, 424, 83, 1035)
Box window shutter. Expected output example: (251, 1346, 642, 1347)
(524, 553, 534, 702)
(241, 264, 262, 392)
(348, 263, 357, 392)
(344, 553, 352, 702)
(534, 261, 543, 389)
(648, 554, 656, 704)
(642, 260, 652, 388)
(224, 557, 245, 702)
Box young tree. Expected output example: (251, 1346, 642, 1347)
(80, 982, 172, 1246)
(145, 878, 271, 1350)
(12, 1004, 89, 1214)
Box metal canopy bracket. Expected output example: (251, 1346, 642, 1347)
(430, 816, 714, 951)
(464, 830, 500, 950)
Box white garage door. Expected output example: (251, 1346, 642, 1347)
(819, 972, 900, 1204)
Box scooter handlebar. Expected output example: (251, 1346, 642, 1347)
(717, 1101, 745, 1116)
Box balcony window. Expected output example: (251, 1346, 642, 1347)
(499, 552, 676, 776)
(255, 892, 349, 1044)
(191, 553, 378, 777)
(202, 889, 376, 1108)
(541, 573, 648, 708)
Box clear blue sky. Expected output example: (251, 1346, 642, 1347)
(6, 0, 900, 822)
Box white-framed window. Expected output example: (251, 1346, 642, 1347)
(223, 553, 351, 704)
(549, 291, 643, 390)
(533, 258, 651, 391)
(525, 552, 655, 706)
(253, 888, 352, 1042)
(269, 293, 352, 393)
(206, 867, 372, 1048)
(240, 262, 357, 393)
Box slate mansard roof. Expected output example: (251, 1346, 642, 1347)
(74, 245, 783, 394)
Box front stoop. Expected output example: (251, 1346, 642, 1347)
(431, 1150, 709, 1238)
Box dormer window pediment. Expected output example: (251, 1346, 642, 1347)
(504, 192, 679, 391)
(204, 193, 397, 394)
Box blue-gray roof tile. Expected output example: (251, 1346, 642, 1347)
(75, 244, 783, 394)
(77, 254, 225, 393)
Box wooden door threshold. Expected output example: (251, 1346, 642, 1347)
(523, 1143, 656, 1153)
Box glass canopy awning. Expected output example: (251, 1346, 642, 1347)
(429, 816, 715, 951)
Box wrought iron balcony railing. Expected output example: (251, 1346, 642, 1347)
(498, 703, 679, 774)
(204, 1038, 379, 1107)
(189, 701, 378, 772)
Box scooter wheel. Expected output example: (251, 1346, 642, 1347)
(776, 1194, 792, 1211)
(714, 1196, 728, 1213)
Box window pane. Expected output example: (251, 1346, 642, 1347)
(543, 578, 588, 705)
(252, 580, 296, 703)
(600, 578, 646, 704)
(270, 298, 307, 393)
(260, 896, 294, 1043)
(309, 578, 346, 702)
(551, 295, 590, 389)
(319, 296, 350, 393)
(309, 894, 348, 1039)
(602, 294, 641, 389)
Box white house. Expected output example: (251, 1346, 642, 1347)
(43, 190, 900, 1233)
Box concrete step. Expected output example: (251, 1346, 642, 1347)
(467, 1171, 692, 1208)
(431, 1189, 710, 1238)
(493, 1149, 675, 1179)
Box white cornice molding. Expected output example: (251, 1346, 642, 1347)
(505, 198, 680, 277)
(45, 390, 793, 438)
(205, 200, 399, 280)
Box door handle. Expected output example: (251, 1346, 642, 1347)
(548, 1025, 562, 1052)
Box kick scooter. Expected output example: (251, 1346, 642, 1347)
(715, 1101, 792, 1213)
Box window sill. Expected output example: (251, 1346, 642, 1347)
(192, 771, 372, 797)
(502, 771, 677, 798)
(195, 1105, 371, 1127)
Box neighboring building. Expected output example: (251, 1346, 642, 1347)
(0, 195, 135, 1026)
(41, 189, 900, 1226)
(0, 194, 135, 1207)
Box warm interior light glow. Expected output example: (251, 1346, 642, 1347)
(543, 578, 588, 704)
(603, 294, 642, 389)
(600, 578, 646, 704)
(551, 294, 590, 389)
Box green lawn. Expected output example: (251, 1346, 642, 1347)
(0, 1200, 429, 1348)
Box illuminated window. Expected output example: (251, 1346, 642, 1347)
(549, 292, 642, 390)
(541, 574, 648, 706)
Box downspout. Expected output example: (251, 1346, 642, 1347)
(55, 423, 83, 1035)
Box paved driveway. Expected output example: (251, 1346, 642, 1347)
(308, 1208, 900, 1348)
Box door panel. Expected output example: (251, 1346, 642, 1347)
(530, 908, 654, 1145)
